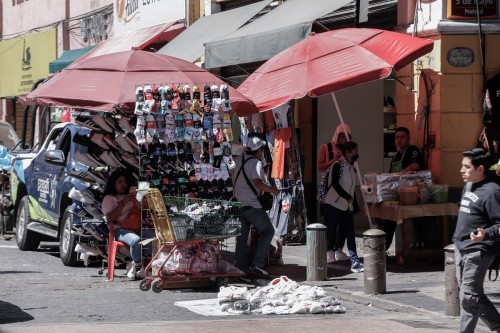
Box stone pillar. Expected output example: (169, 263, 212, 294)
(306, 223, 327, 281)
(363, 229, 386, 295)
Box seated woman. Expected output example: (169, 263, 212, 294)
(101, 169, 155, 280)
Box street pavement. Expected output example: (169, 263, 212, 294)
(1, 235, 500, 332)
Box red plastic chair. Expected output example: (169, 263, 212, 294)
(107, 222, 127, 281)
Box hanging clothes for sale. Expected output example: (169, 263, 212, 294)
(271, 127, 292, 179)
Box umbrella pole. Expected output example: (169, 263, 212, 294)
(330, 92, 373, 229)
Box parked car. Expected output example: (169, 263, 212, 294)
(10, 122, 97, 266)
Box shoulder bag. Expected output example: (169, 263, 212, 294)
(236, 156, 274, 211)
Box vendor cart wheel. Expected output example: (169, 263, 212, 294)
(216, 277, 228, 289)
(139, 279, 151, 292)
(98, 269, 104, 275)
(151, 279, 164, 293)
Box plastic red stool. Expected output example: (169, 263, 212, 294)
(107, 223, 127, 281)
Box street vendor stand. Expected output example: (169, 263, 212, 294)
(369, 202, 459, 266)
(139, 189, 242, 292)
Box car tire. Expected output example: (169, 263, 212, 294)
(16, 196, 41, 251)
(59, 206, 78, 266)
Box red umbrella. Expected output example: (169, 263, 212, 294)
(237, 28, 434, 112)
(25, 50, 258, 116)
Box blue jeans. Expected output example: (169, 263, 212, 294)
(235, 207, 275, 271)
(455, 249, 500, 333)
(115, 228, 156, 265)
(323, 204, 360, 265)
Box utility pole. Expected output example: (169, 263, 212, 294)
(63, 0, 70, 50)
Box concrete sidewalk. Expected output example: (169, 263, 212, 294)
(270, 241, 500, 332)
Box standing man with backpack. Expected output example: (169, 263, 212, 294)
(317, 124, 352, 263)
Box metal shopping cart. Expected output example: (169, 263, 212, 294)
(139, 189, 242, 292)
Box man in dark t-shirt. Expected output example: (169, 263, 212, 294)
(389, 127, 421, 173)
(382, 127, 421, 250)
(454, 148, 500, 332)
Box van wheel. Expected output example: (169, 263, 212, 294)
(60, 207, 78, 266)
(16, 196, 41, 251)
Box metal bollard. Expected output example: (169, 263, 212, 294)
(444, 244, 460, 316)
(306, 223, 327, 281)
(363, 229, 386, 295)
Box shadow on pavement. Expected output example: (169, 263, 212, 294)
(0, 300, 35, 324)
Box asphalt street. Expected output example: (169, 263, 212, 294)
(0, 235, 495, 332)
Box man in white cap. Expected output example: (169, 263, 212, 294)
(232, 135, 280, 277)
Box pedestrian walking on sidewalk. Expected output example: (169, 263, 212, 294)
(454, 148, 500, 333)
(317, 124, 352, 263)
(322, 141, 364, 273)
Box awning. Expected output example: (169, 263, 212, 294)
(157, 0, 272, 63)
(89, 20, 185, 58)
(204, 0, 353, 69)
(49, 46, 95, 73)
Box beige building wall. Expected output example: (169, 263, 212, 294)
(397, 1, 500, 189)
(396, 33, 500, 189)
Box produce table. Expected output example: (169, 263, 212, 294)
(368, 203, 459, 266)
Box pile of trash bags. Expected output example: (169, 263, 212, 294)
(217, 276, 346, 315)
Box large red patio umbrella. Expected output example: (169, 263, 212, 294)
(237, 28, 434, 228)
(25, 50, 258, 116)
(237, 28, 434, 112)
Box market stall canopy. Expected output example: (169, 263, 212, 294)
(24, 50, 258, 116)
(204, 0, 352, 69)
(89, 20, 185, 58)
(49, 46, 95, 73)
(157, 0, 272, 63)
(237, 28, 434, 112)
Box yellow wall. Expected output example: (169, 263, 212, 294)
(0, 28, 56, 97)
(396, 34, 500, 188)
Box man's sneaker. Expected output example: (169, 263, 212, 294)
(249, 265, 269, 276)
(89, 132, 110, 151)
(327, 250, 337, 264)
(75, 115, 101, 131)
(69, 187, 96, 204)
(99, 151, 126, 169)
(351, 261, 365, 273)
(104, 117, 124, 134)
(74, 151, 103, 168)
(82, 223, 104, 241)
(136, 266, 146, 279)
(92, 114, 114, 133)
(115, 134, 135, 154)
(69, 203, 93, 219)
(127, 264, 137, 280)
(118, 117, 135, 134)
(82, 204, 104, 221)
(335, 249, 350, 261)
(121, 152, 139, 168)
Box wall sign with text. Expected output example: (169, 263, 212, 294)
(447, 0, 498, 19)
(447, 47, 475, 67)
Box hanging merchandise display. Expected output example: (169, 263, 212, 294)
(239, 101, 308, 245)
(134, 83, 236, 200)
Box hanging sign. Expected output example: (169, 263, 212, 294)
(114, 0, 185, 34)
(447, 0, 498, 19)
(447, 47, 475, 67)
